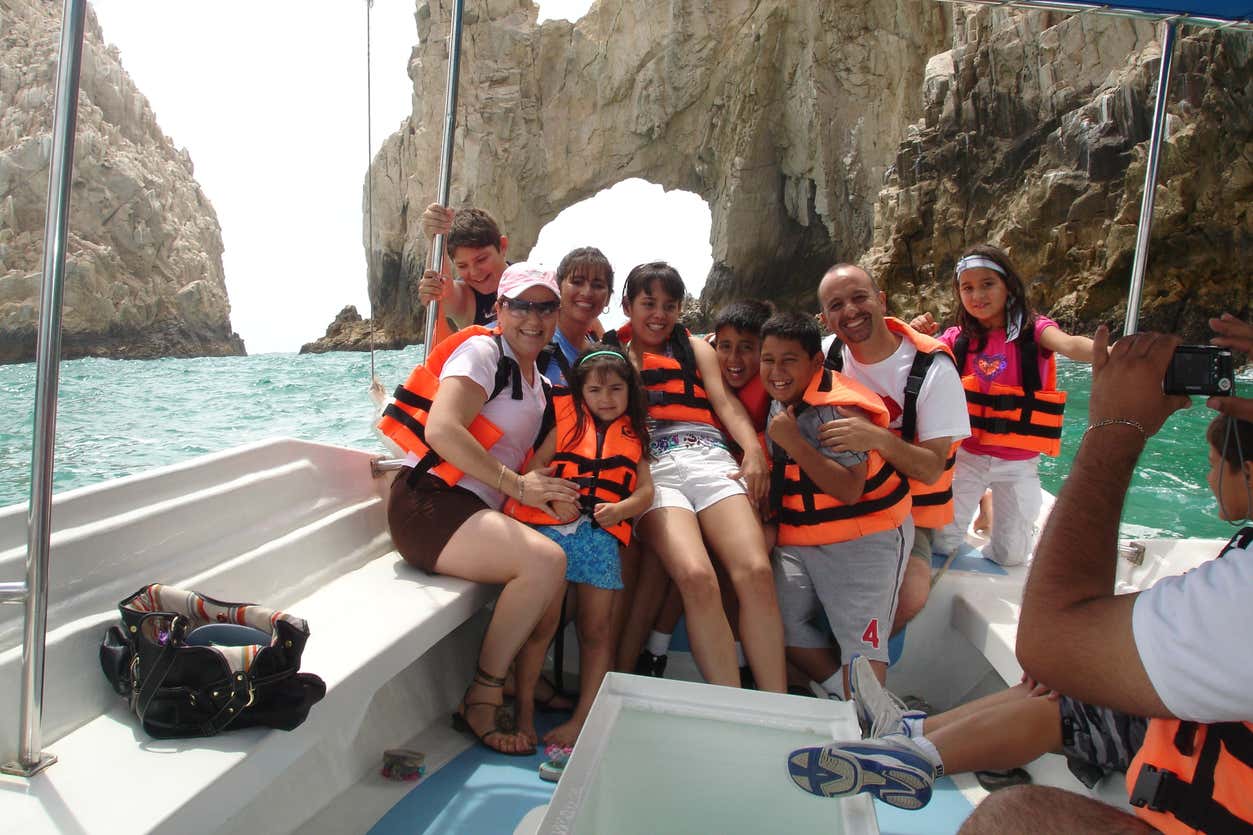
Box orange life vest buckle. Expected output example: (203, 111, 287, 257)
(1129, 764, 1176, 812)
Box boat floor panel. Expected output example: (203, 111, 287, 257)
(361, 708, 977, 835)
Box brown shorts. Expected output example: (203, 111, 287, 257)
(387, 469, 490, 573)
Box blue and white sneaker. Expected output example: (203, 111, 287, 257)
(786, 735, 938, 810)
(848, 653, 926, 738)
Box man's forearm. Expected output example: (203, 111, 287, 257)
(877, 431, 945, 483)
(1024, 426, 1143, 620)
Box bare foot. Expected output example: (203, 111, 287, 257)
(542, 716, 585, 748)
(974, 490, 994, 535)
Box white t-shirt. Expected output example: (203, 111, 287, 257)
(405, 333, 547, 509)
(1132, 528, 1253, 723)
(820, 334, 970, 443)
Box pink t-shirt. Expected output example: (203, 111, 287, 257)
(940, 316, 1058, 461)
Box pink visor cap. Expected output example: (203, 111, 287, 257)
(497, 262, 560, 300)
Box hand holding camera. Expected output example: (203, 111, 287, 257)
(1090, 326, 1191, 439)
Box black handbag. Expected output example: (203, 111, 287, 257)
(99, 584, 326, 739)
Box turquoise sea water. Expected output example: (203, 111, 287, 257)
(0, 351, 1245, 539)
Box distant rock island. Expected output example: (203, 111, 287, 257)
(0, 0, 244, 364)
(350, 0, 1247, 348)
(299, 305, 407, 354)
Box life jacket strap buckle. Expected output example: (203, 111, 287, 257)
(1129, 765, 1177, 812)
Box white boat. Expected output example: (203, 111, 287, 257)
(1, 0, 1246, 832)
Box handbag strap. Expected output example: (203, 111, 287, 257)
(132, 617, 186, 721)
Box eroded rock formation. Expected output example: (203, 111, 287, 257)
(367, 1, 1248, 346)
(366, 0, 951, 342)
(0, 0, 244, 363)
(299, 305, 407, 354)
(865, 8, 1251, 338)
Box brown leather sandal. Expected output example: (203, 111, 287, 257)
(451, 667, 536, 757)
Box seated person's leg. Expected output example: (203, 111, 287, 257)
(812, 523, 913, 697)
(615, 542, 669, 672)
(959, 785, 1158, 834)
(638, 507, 739, 687)
(699, 495, 787, 692)
(775, 543, 843, 696)
(892, 526, 935, 635)
(545, 582, 617, 748)
(637, 582, 682, 677)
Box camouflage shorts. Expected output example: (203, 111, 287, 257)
(1058, 696, 1149, 787)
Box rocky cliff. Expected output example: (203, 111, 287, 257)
(367, 1, 1248, 345)
(365, 0, 951, 343)
(865, 8, 1251, 339)
(0, 0, 244, 363)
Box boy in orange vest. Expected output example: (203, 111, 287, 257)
(762, 312, 913, 700)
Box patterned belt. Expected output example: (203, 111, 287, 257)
(648, 432, 729, 458)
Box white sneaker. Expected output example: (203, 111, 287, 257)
(787, 734, 938, 810)
(848, 653, 925, 738)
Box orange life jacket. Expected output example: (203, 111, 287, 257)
(825, 317, 959, 528)
(377, 326, 525, 487)
(771, 367, 912, 546)
(952, 324, 1067, 457)
(605, 325, 719, 428)
(504, 397, 642, 546)
(1125, 527, 1253, 834)
(736, 374, 771, 432)
(1126, 719, 1253, 834)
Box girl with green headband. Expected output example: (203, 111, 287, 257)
(504, 344, 654, 754)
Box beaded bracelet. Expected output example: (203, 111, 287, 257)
(1082, 417, 1148, 442)
(495, 464, 507, 493)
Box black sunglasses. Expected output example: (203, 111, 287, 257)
(501, 298, 560, 317)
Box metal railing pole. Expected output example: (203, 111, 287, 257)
(421, 0, 466, 355)
(1123, 19, 1177, 336)
(1, 0, 88, 779)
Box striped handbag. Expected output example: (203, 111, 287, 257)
(99, 584, 325, 739)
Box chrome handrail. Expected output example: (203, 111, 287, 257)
(370, 457, 408, 477)
(421, 0, 466, 354)
(1, 0, 87, 779)
(1124, 19, 1177, 336)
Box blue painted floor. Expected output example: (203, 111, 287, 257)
(368, 711, 973, 834)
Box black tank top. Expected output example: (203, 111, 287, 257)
(472, 288, 497, 326)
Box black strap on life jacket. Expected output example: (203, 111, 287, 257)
(824, 338, 844, 372)
(1130, 722, 1253, 834)
(471, 288, 498, 327)
(824, 337, 943, 444)
(537, 341, 574, 397)
(956, 323, 1064, 441)
(1218, 527, 1253, 560)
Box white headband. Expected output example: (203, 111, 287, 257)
(955, 255, 1007, 278)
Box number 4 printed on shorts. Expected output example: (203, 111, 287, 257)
(861, 618, 880, 649)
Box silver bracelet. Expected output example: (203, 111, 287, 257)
(495, 464, 506, 493)
(1082, 417, 1147, 442)
(517, 472, 526, 505)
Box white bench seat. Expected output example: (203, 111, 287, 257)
(5, 551, 496, 835)
(951, 586, 1024, 686)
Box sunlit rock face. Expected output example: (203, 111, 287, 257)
(367, 0, 951, 341)
(0, 0, 244, 363)
(371, 0, 1247, 344)
(865, 8, 1251, 340)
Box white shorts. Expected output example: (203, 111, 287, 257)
(642, 444, 747, 518)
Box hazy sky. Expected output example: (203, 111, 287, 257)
(88, 0, 710, 353)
